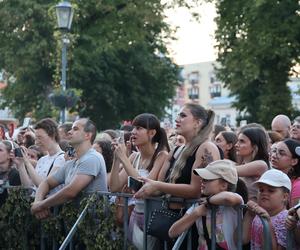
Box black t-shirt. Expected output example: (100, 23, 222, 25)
(0, 168, 21, 206)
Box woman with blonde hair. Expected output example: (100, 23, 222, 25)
(135, 103, 220, 249)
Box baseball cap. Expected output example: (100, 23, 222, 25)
(254, 169, 291, 191)
(193, 159, 238, 184)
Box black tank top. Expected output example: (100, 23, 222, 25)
(165, 146, 199, 184)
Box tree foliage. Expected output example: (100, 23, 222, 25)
(214, 0, 300, 126)
(0, 0, 198, 129)
(0, 0, 57, 120)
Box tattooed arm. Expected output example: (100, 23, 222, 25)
(194, 141, 221, 169)
(135, 141, 220, 199)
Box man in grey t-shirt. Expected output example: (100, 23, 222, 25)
(31, 118, 107, 219)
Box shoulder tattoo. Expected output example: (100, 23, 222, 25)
(200, 148, 213, 168)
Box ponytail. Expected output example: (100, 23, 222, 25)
(168, 107, 215, 183)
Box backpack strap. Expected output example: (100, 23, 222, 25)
(46, 152, 64, 176)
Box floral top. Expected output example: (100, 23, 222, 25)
(251, 210, 287, 250)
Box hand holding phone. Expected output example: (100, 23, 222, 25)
(14, 148, 23, 158)
(118, 131, 125, 144)
(128, 176, 143, 192)
(22, 117, 31, 128)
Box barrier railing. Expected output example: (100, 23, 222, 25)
(1, 187, 296, 249)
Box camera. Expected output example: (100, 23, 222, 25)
(14, 148, 23, 157)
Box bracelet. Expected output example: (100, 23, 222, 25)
(205, 195, 213, 208)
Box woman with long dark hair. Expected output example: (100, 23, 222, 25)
(235, 127, 269, 201)
(214, 131, 238, 162)
(109, 113, 169, 244)
(270, 138, 300, 206)
(135, 103, 220, 249)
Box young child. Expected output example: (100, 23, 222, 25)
(169, 159, 243, 250)
(242, 169, 291, 250)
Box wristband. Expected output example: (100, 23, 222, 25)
(205, 195, 213, 208)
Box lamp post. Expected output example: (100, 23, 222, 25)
(55, 1, 74, 123)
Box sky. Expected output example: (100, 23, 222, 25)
(165, 2, 217, 65)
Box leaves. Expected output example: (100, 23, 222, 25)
(214, 0, 300, 126)
(0, 189, 133, 249)
(0, 0, 185, 128)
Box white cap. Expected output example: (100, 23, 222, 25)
(295, 146, 300, 156)
(254, 169, 291, 191)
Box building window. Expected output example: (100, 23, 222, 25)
(209, 84, 222, 98)
(188, 71, 199, 85)
(188, 86, 199, 100)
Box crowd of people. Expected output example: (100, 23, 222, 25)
(2, 105, 300, 249)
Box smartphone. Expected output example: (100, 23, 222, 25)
(128, 176, 143, 192)
(14, 148, 23, 157)
(22, 117, 31, 128)
(118, 130, 125, 144)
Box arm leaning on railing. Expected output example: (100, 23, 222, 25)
(244, 200, 277, 250)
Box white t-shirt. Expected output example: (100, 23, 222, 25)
(36, 150, 65, 179)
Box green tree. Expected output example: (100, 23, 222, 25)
(0, 0, 57, 120)
(0, 0, 199, 129)
(69, 1, 179, 129)
(214, 0, 300, 127)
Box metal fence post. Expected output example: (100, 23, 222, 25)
(259, 217, 272, 250)
(143, 198, 149, 250)
(123, 197, 129, 250)
(287, 229, 295, 249)
(52, 206, 59, 250)
(236, 206, 243, 250)
(211, 205, 217, 250)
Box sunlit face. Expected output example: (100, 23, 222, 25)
(27, 148, 39, 161)
(68, 120, 87, 146)
(272, 121, 289, 139)
(214, 133, 232, 155)
(270, 142, 295, 174)
(0, 143, 11, 170)
(257, 183, 288, 214)
(235, 133, 254, 157)
(175, 107, 200, 138)
(59, 127, 70, 141)
(130, 126, 153, 146)
(290, 121, 300, 140)
(35, 129, 52, 151)
(175, 135, 185, 146)
(201, 178, 226, 196)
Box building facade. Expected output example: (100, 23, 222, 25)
(180, 61, 238, 127)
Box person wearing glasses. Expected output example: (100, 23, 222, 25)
(270, 138, 300, 207)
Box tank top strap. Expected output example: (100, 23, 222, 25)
(132, 152, 141, 170)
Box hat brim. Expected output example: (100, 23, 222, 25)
(193, 168, 220, 180)
(254, 180, 291, 191)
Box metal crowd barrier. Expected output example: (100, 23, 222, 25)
(58, 193, 277, 250)
(1, 186, 296, 249)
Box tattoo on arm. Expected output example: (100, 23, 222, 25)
(200, 148, 213, 168)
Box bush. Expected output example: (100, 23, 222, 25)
(0, 189, 132, 249)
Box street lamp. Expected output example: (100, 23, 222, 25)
(55, 1, 74, 123)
